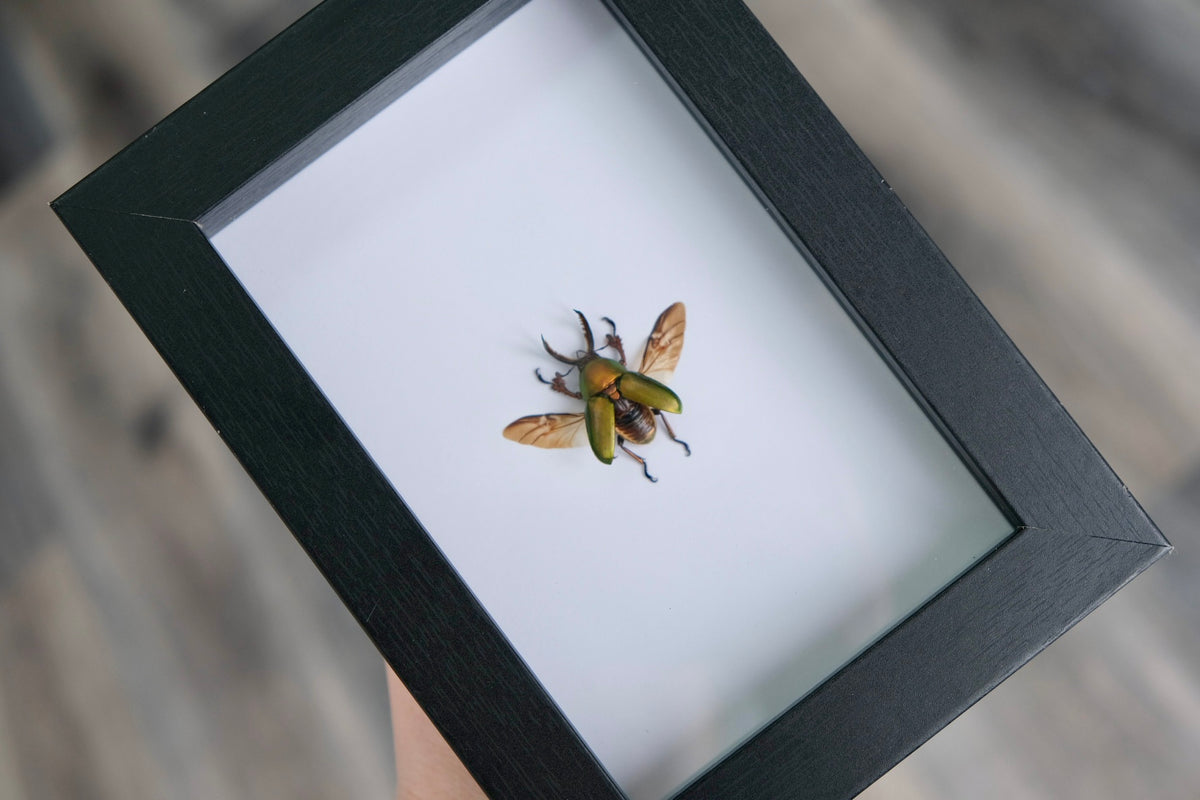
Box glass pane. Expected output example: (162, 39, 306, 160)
(211, 0, 1012, 796)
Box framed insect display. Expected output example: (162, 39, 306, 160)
(52, 0, 1170, 798)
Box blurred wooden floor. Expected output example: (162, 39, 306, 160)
(1, 0, 1198, 798)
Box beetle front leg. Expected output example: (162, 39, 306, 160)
(655, 411, 691, 456)
(618, 438, 657, 482)
(535, 367, 582, 399)
(599, 316, 627, 366)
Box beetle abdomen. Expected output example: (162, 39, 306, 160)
(614, 398, 656, 444)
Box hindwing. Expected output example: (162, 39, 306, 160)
(502, 413, 587, 449)
(638, 302, 686, 383)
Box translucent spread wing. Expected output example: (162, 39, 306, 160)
(638, 302, 686, 383)
(503, 413, 587, 449)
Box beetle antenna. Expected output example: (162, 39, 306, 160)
(573, 309, 596, 354)
(542, 335, 579, 365)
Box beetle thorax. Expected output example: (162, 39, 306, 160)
(579, 357, 626, 398)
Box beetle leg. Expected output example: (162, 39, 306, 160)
(618, 437, 657, 482)
(655, 411, 691, 456)
(535, 367, 582, 399)
(535, 366, 572, 383)
(599, 316, 627, 365)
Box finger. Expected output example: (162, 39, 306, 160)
(388, 665, 488, 800)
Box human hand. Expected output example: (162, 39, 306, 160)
(388, 665, 489, 800)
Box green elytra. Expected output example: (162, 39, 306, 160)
(578, 357, 681, 461)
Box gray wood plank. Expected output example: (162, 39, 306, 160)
(0, 543, 166, 799)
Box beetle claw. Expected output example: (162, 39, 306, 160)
(655, 411, 690, 456)
(535, 366, 573, 381)
(618, 440, 657, 482)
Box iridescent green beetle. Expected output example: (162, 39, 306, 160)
(503, 302, 690, 482)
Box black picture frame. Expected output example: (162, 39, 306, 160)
(51, 0, 1170, 798)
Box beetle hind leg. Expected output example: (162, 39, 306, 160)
(618, 438, 657, 482)
(655, 411, 691, 456)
